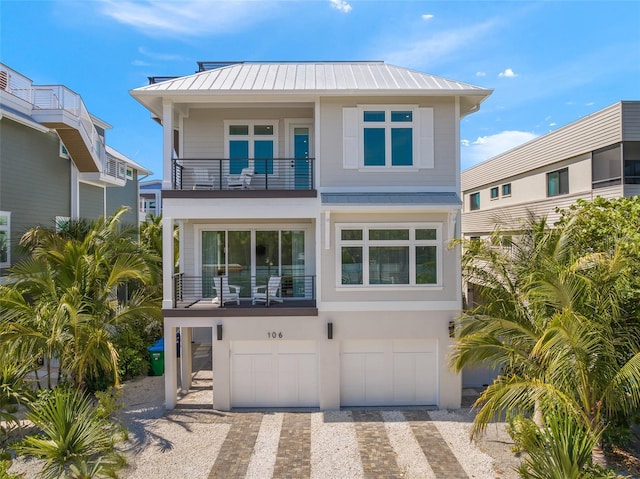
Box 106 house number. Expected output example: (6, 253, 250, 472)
(267, 331, 283, 339)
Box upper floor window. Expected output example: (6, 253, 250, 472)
(337, 224, 441, 287)
(592, 144, 622, 189)
(490, 187, 499, 199)
(502, 183, 512, 196)
(363, 109, 414, 167)
(624, 142, 640, 184)
(469, 192, 480, 211)
(224, 121, 278, 175)
(0, 212, 10, 268)
(547, 168, 569, 197)
(343, 106, 434, 170)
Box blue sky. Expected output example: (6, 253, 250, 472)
(2, 0, 639, 179)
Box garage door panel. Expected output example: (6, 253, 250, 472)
(231, 341, 319, 407)
(341, 340, 438, 406)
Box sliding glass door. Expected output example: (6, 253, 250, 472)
(201, 228, 306, 300)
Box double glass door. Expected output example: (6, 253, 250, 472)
(202, 229, 306, 300)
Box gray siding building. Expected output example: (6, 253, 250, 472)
(0, 63, 151, 275)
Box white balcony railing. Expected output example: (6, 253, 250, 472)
(1, 63, 121, 182)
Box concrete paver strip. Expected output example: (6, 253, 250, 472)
(208, 412, 264, 479)
(404, 410, 469, 479)
(351, 410, 403, 479)
(272, 412, 312, 478)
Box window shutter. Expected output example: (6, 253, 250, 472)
(343, 107, 359, 169)
(418, 107, 434, 169)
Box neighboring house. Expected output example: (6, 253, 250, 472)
(462, 101, 640, 240)
(139, 179, 163, 220)
(130, 61, 492, 410)
(0, 63, 151, 276)
(460, 100, 640, 388)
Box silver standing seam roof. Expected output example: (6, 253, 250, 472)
(135, 62, 488, 94)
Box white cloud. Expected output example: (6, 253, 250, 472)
(461, 130, 538, 169)
(381, 19, 500, 70)
(97, 0, 273, 36)
(330, 0, 352, 13)
(476, 71, 486, 77)
(549, 122, 556, 127)
(498, 68, 517, 77)
(421, 14, 434, 20)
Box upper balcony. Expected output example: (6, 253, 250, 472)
(0, 64, 126, 186)
(167, 158, 317, 198)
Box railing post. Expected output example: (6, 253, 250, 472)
(219, 159, 223, 190)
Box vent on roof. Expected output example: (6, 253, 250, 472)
(197, 61, 244, 72)
(147, 76, 180, 85)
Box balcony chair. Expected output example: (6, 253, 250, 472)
(252, 276, 283, 306)
(212, 276, 240, 306)
(192, 167, 215, 190)
(227, 167, 253, 190)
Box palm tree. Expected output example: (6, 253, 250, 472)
(0, 207, 162, 390)
(15, 388, 126, 479)
(451, 217, 640, 467)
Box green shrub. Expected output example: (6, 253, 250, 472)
(516, 411, 599, 479)
(14, 387, 126, 479)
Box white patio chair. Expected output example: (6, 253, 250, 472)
(212, 276, 240, 305)
(227, 167, 253, 190)
(192, 167, 214, 190)
(252, 275, 283, 306)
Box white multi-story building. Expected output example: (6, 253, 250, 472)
(130, 61, 492, 410)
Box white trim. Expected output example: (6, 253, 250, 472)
(223, 120, 279, 177)
(319, 300, 461, 312)
(357, 104, 419, 170)
(0, 211, 11, 268)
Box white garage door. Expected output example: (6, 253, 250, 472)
(341, 340, 438, 406)
(231, 340, 319, 407)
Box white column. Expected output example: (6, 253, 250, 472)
(162, 215, 174, 309)
(162, 100, 173, 191)
(164, 322, 178, 409)
(180, 327, 193, 392)
(213, 336, 230, 411)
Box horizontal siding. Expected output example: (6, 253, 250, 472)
(463, 102, 626, 191)
(625, 184, 640, 197)
(182, 107, 313, 159)
(460, 188, 623, 235)
(79, 183, 104, 220)
(0, 119, 71, 265)
(622, 101, 640, 140)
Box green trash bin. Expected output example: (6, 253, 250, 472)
(148, 338, 165, 376)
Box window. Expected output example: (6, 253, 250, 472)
(342, 106, 434, 170)
(225, 121, 277, 174)
(362, 109, 414, 167)
(59, 142, 69, 159)
(490, 187, 499, 199)
(624, 142, 640, 184)
(55, 216, 70, 233)
(592, 144, 621, 188)
(337, 224, 441, 287)
(502, 183, 512, 196)
(547, 168, 569, 197)
(469, 192, 480, 211)
(0, 212, 10, 268)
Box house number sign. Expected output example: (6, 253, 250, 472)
(267, 331, 283, 339)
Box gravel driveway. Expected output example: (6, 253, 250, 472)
(8, 347, 522, 479)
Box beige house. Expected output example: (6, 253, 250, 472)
(462, 101, 640, 240)
(460, 100, 640, 388)
(130, 61, 492, 410)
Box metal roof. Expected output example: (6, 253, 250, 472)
(321, 192, 461, 206)
(133, 62, 488, 94)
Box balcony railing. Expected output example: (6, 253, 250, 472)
(172, 158, 315, 191)
(172, 274, 316, 309)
